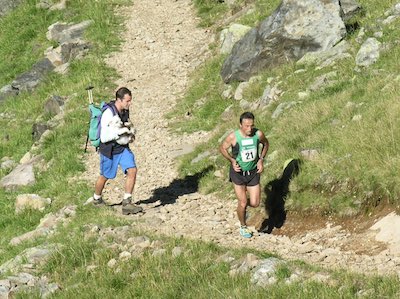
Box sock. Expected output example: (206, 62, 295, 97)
(93, 193, 102, 200)
(123, 193, 132, 200)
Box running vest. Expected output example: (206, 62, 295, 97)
(233, 129, 260, 171)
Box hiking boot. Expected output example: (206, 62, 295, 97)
(122, 198, 143, 215)
(239, 226, 253, 238)
(92, 197, 105, 206)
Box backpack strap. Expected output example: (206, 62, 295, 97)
(102, 101, 118, 116)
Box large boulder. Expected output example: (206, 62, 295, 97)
(221, 0, 347, 83)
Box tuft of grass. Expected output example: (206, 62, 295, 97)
(167, 56, 232, 132)
(192, 0, 229, 27)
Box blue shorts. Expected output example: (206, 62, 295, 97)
(100, 148, 136, 179)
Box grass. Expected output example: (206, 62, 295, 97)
(39, 223, 400, 298)
(173, 0, 400, 215)
(0, 0, 127, 262)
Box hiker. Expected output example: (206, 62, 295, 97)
(92, 87, 143, 215)
(219, 112, 269, 238)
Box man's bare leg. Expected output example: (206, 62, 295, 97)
(247, 184, 261, 208)
(125, 167, 137, 194)
(95, 175, 108, 197)
(233, 184, 248, 226)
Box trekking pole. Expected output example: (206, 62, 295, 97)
(86, 85, 94, 104)
(84, 85, 94, 152)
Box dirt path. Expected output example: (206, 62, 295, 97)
(85, 0, 400, 277)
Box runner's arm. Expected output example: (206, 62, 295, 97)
(256, 130, 269, 173)
(258, 130, 269, 159)
(219, 132, 241, 172)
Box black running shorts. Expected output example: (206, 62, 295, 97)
(229, 166, 260, 186)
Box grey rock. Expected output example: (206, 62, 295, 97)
(221, 105, 234, 120)
(355, 37, 381, 67)
(309, 71, 338, 91)
(221, 0, 346, 83)
(0, 85, 18, 103)
(0, 0, 22, 17)
(0, 245, 58, 275)
(36, 0, 51, 9)
(0, 285, 9, 299)
(32, 122, 50, 141)
(297, 40, 352, 68)
(339, 0, 363, 22)
(234, 82, 249, 100)
(251, 257, 284, 286)
(152, 249, 167, 257)
(44, 95, 65, 116)
(221, 85, 233, 99)
(172, 247, 183, 257)
(45, 40, 91, 67)
(49, 0, 67, 11)
(46, 20, 94, 44)
(382, 15, 398, 25)
(11, 58, 55, 92)
(219, 23, 252, 54)
(40, 282, 60, 298)
(1, 159, 16, 170)
(260, 85, 282, 106)
(7, 272, 35, 285)
(191, 151, 211, 164)
(300, 149, 319, 160)
(15, 194, 52, 213)
(9, 228, 50, 246)
(0, 163, 35, 190)
(271, 101, 298, 119)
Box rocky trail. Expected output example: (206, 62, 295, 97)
(84, 0, 400, 277)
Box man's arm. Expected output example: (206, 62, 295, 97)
(219, 132, 241, 172)
(256, 130, 269, 173)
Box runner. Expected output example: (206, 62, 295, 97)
(219, 112, 269, 238)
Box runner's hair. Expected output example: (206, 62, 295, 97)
(240, 111, 255, 124)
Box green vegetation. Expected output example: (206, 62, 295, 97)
(1, 0, 400, 297)
(40, 226, 400, 298)
(0, 0, 128, 263)
(180, 0, 400, 216)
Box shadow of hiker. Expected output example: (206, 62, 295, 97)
(136, 165, 214, 207)
(258, 159, 301, 234)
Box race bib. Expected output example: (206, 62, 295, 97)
(240, 148, 257, 162)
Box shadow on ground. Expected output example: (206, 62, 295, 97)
(258, 159, 301, 234)
(137, 165, 214, 207)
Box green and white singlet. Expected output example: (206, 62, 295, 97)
(233, 129, 260, 171)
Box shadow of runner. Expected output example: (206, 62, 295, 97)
(137, 165, 214, 207)
(258, 159, 301, 234)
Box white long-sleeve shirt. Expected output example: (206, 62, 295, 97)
(100, 108, 120, 143)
